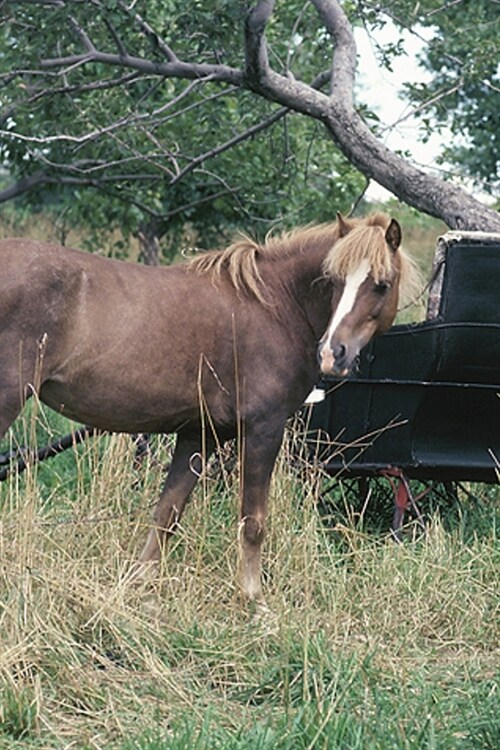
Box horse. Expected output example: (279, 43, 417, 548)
(0, 212, 418, 605)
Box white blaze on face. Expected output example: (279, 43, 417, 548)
(319, 258, 371, 372)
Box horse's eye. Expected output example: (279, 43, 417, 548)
(374, 281, 389, 294)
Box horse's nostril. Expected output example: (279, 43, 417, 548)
(333, 343, 346, 360)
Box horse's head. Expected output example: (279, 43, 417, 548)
(318, 214, 404, 377)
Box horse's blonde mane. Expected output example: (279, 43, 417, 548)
(189, 235, 266, 301)
(189, 221, 344, 304)
(189, 212, 422, 306)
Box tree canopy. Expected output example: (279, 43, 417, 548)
(1, 0, 499, 257)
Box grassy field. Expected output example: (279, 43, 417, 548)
(0, 405, 498, 750)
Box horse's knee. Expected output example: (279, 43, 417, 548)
(241, 515, 265, 546)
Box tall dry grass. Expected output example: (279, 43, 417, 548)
(0, 407, 498, 749)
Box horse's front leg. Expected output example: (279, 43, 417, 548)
(139, 430, 213, 563)
(239, 427, 284, 606)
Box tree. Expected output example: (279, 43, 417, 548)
(0, 1, 367, 258)
(1, 0, 499, 246)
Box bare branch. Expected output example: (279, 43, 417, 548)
(379, 80, 464, 135)
(170, 106, 288, 186)
(0, 78, 206, 148)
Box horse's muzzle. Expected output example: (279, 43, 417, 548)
(317, 340, 352, 377)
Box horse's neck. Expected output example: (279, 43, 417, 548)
(263, 240, 334, 338)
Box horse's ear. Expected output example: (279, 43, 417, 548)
(337, 212, 351, 238)
(385, 218, 402, 252)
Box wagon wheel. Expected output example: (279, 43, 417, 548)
(316, 473, 461, 539)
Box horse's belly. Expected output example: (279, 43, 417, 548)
(39, 372, 232, 435)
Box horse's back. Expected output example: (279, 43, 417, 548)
(0, 237, 88, 296)
(0, 237, 181, 319)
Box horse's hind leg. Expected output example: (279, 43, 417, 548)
(138, 431, 213, 563)
(0, 383, 26, 441)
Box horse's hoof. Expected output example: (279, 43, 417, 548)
(250, 599, 278, 633)
(124, 559, 158, 585)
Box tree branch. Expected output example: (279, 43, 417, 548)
(0, 172, 52, 202)
(244, 0, 274, 85)
(311, 0, 356, 102)
(116, 0, 178, 63)
(238, 0, 500, 230)
(0, 168, 238, 225)
(40, 48, 244, 87)
(0, 78, 206, 149)
(170, 106, 288, 186)
(309, 0, 500, 230)
(0, 171, 158, 205)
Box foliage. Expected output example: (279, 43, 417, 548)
(360, 0, 500, 194)
(2, 1, 498, 254)
(0, 1, 365, 255)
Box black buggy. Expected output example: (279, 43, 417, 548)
(304, 230, 500, 535)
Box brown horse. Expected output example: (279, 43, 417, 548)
(0, 212, 417, 604)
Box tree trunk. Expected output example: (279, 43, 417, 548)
(322, 104, 500, 232)
(137, 219, 162, 266)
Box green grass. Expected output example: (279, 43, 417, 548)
(0, 406, 498, 749)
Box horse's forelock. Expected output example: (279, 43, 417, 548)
(323, 214, 423, 306)
(323, 224, 391, 282)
